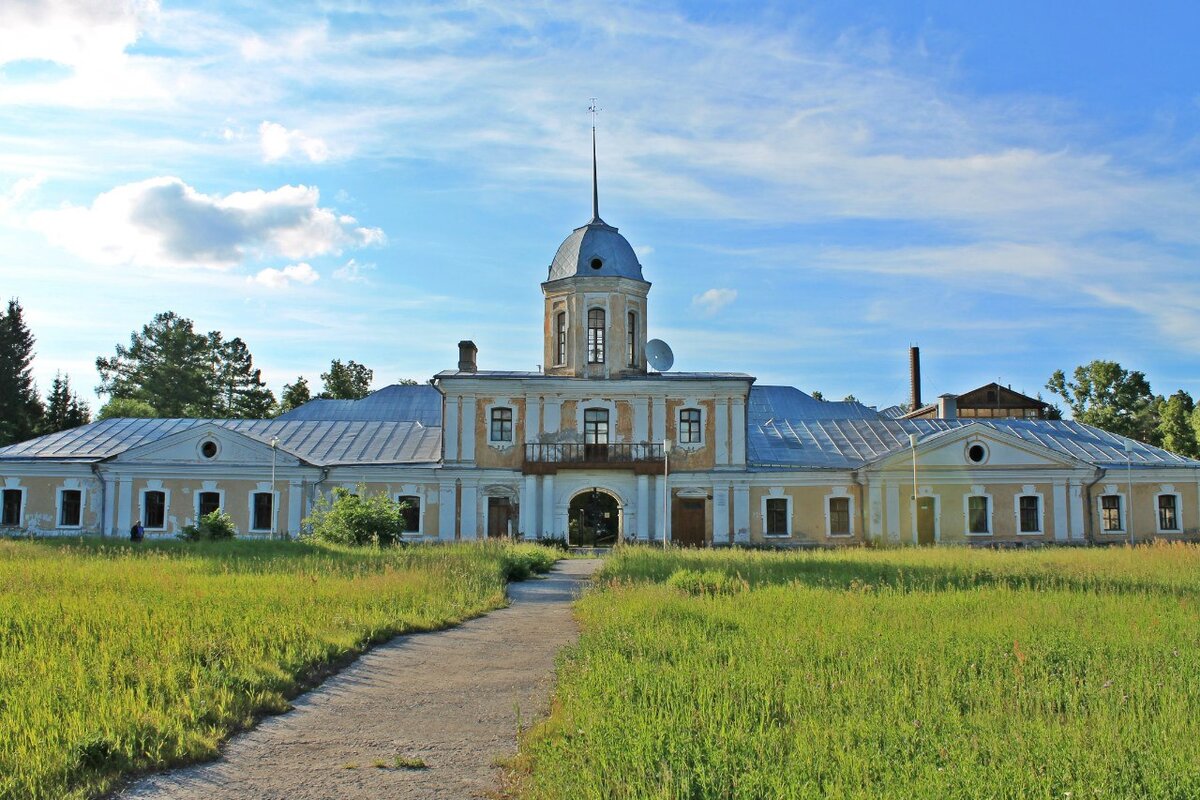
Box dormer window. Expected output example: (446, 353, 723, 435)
(587, 308, 605, 364)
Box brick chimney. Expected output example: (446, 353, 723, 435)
(457, 340, 477, 373)
(909, 345, 922, 410)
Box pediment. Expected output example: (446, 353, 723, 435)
(872, 424, 1082, 471)
(112, 424, 304, 467)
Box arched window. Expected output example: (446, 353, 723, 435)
(627, 311, 637, 367)
(555, 312, 566, 365)
(587, 308, 605, 364)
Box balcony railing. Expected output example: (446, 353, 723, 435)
(524, 442, 665, 473)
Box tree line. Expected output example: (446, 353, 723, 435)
(0, 300, 416, 447)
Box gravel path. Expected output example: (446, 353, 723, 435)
(117, 558, 601, 800)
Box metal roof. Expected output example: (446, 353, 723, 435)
(0, 418, 441, 466)
(747, 386, 1198, 470)
(546, 220, 646, 282)
(277, 384, 442, 425)
(435, 370, 755, 381)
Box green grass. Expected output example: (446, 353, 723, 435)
(0, 537, 557, 800)
(514, 544, 1200, 799)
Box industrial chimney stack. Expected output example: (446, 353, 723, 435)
(909, 346, 922, 411)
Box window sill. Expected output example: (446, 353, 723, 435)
(965, 531, 993, 536)
(1017, 530, 1044, 536)
(1100, 529, 1127, 535)
(827, 532, 854, 538)
(763, 533, 790, 538)
(1156, 529, 1182, 535)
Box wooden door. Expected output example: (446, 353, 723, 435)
(488, 497, 513, 539)
(917, 497, 936, 544)
(672, 498, 707, 547)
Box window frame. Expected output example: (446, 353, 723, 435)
(1155, 492, 1182, 534)
(141, 489, 169, 530)
(1015, 493, 1044, 535)
(678, 407, 702, 445)
(555, 311, 567, 366)
(586, 307, 606, 364)
(1, 488, 25, 527)
(964, 493, 992, 536)
(490, 406, 514, 443)
(825, 494, 854, 538)
(195, 489, 225, 521)
(762, 495, 791, 537)
(396, 494, 423, 536)
(248, 491, 276, 533)
(1098, 493, 1125, 534)
(56, 487, 84, 529)
(627, 310, 637, 368)
(583, 407, 610, 445)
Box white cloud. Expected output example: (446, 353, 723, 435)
(259, 121, 330, 163)
(251, 262, 320, 289)
(0, 0, 158, 68)
(0, 174, 45, 215)
(332, 258, 374, 283)
(27, 176, 384, 269)
(692, 288, 738, 316)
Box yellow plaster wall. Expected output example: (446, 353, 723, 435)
(665, 399, 717, 470)
(472, 396, 525, 470)
(748, 485, 863, 545)
(0, 474, 103, 532)
(1086, 481, 1200, 541)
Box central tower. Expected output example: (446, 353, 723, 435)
(542, 126, 650, 379)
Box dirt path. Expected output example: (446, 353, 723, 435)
(118, 558, 602, 800)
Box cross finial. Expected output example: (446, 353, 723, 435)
(588, 99, 603, 223)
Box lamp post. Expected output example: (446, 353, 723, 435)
(662, 439, 672, 549)
(270, 436, 279, 539)
(909, 433, 919, 545)
(1124, 438, 1134, 545)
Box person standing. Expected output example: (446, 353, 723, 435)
(130, 520, 144, 542)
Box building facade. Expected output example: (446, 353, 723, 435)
(3, 187, 1199, 546)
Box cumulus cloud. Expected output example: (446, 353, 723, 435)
(251, 262, 319, 289)
(259, 121, 330, 163)
(0, 0, 158, 68)
(27, 176, 384, 269)
(692, 288, 738, 316)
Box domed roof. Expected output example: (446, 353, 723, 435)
(547, 218, 645, 283)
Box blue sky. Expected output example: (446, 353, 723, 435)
(1, 0, 1198, 412)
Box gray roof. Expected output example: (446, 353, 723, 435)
(435, 370, 754, 381)
(547, 220, 646, 282)
(278, 384, 442, 426)
(747, 385, 1198, 471)
(0, 418, 441, 466)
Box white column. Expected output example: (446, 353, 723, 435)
(525, 396, 542, 443)
(715, 398, 729, 465)
(102, 474, 116, 535)
(460, 483, 478, 539)
(651, 396, 666, 444)
(636, 474, 650, 540)
(460, 396, 476, 463)
(543, 400, 561, 434)
(116, 476, 133, 534)
(730, 397, 746, 466)
(438, 482, 457, 540)
(541, 474, 555, 537)
(654, 475, 667, 543)
(444, 397, 460, 462)
(287, 479, 304, 536)
(1069, 480, 1086, 541)
(633, 396, 649, 442)
(868, 480, 883, 541)
(886, 482, 901, 543)
(732, 483, 750, 543)
(521, 474, 539, 538)
(1052, 480, 1068, 542)
(712, 482, 730, 544)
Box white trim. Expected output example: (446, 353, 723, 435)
(760, 488, 791, 537)
(0, 481, 26, 528)
(964, 491, 993, 536)
(247, 488, 280, 533)
(484, 398, 519, 450)
(55, 485, 86, 529)
(1154, 491, 1183, 534)
(395, 493, 425, 536)
(824, 487, 855, 537)
(964, 439, 990, 465)
(1097, 491, 1126, 534)
(139, 486, 172, 531)
(1014, 490, 1045, 535)
(194, 486, 226, 521)
(577, 399, 619, 442)
(197, 437, 221, 460)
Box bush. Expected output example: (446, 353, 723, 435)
(304, 487, 410, 546)
(179, 510, 236, 542)
(498, 544, 560, 581)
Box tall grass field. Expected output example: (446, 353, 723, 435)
(515, 545, 1200, 799)
(0, 538, 556, 800)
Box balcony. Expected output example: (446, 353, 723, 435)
(523, 442, 666, 475)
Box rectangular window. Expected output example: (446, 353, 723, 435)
(142, 490, 166, 529)
(1019, 495, 1040, 533)
(397, 495, 421, 534)
(490, 407, 513, 442)
(251, 492, 273, 531)
(968, 496, 990, 534)
(59, 489, 82, 527)
(1, 489, 21, 526)
(828, 497, 850, 536)
(766, 498, 789, 535)
(627, 311, 637, 367)
(197, 491, 221, 518)
(1158, 495, 1179, 531)
(587, 308, 605, 364)
(679, 408, 701, 444)
(555, 312, 566, 365)
(1101, 495, 1122, 531)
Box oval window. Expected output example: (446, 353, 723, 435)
(590, 258, 603, 270)
(200, 441, 218, 459)
(967, 443, 987, 464)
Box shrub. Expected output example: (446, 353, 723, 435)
(178, 510, 237, 541)
(304, 487, 410, 546)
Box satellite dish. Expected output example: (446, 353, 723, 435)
(646, 339, 674, 372)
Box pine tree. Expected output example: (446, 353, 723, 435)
(96, 312, 212, 417)
(41, 372, 91, 434)
(0, 299, 45, 445)
(281, 376, 312, 412)
(202, 334, 276, 418)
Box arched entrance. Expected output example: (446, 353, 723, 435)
(568, 488, 621, 547)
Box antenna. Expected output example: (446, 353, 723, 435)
(588, 98, 602, 223)
(646, 339, 674, 372)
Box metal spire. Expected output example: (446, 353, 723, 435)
(588, 98, 602, 223)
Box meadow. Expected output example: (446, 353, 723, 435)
(515, 545, 1200, 799)
(0, 537, 556, 800)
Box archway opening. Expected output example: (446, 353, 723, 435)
(568, 488, 620, 547)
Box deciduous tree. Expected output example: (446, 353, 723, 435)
(97, 397, 158, 419)
(320, 359, 373, 400)
(1046, 361, 1157, 442)
(1157, 390, 1199, 458)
